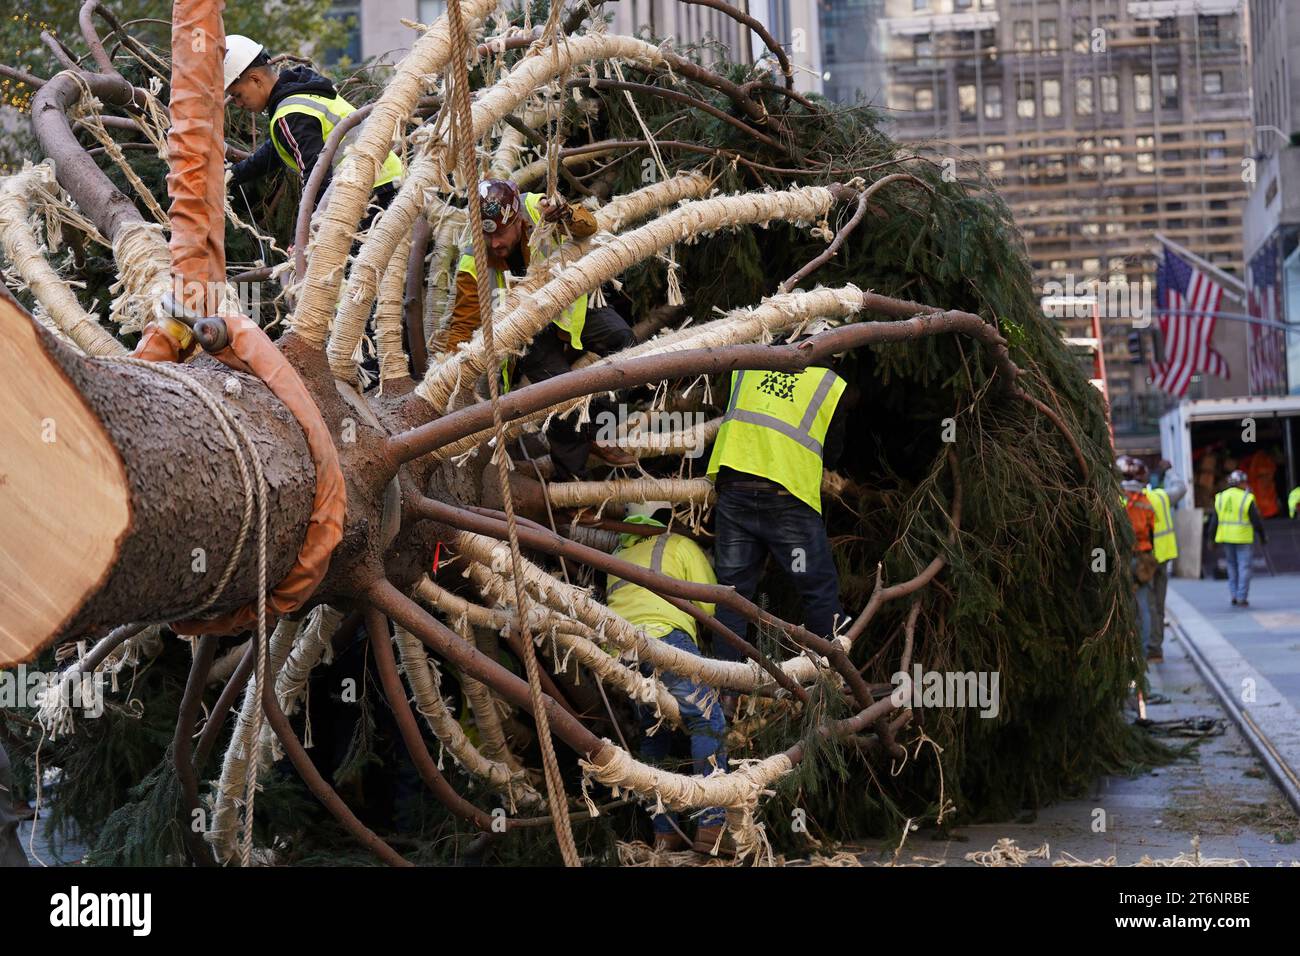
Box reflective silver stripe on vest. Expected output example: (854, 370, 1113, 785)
(608, 533, 669, 595)
(798, 369, 838, 433)
(1150, 490, 1174, 538)
(1219, 491, 1251, 526)
(277, 95, 346, 127)
(721, 368, 837, 458)
(726, 371, 746, 414)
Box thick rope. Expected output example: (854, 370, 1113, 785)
(447, 0, 581, 867)
(101, 356, 269, 866)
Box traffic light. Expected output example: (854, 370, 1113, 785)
(1127, 330, 1145, 364)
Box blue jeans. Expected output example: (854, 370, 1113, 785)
(637, 630, 727, 834)
(1134, 577, 1152, 660)
(1223, 542, 1253, 601)
(712, 483, 843, 661)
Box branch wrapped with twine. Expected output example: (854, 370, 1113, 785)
(0, 164, 124, 356)
(393, 625, 544, 810)
(417, 185, 836, 413)
(293, 0, 502, 345)
(321, 31, 680, 375)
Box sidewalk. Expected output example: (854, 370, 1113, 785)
(1168, 574, 1300, 712)
(848, 614, 1300, 867)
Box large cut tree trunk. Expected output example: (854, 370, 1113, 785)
(0, 295, 317, 665)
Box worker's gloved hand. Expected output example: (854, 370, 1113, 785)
(537, 196, 573, 224)
(224, 166, 234, 188)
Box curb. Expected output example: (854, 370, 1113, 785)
(1165, 588, 1300, 816)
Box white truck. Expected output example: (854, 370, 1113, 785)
(1158, 395, 1300, 577)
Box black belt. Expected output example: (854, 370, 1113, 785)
(717, 474, 790, 495)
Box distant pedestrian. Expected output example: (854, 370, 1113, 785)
(1206, 469, 1268, 607)
(1144, 459, 1186, 662)
(1119, 457, 1157, 659)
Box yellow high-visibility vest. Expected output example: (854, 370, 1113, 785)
(457, 192, 588, 352)
(1214, 486, 1256, 544)
(270, 93, 403, 188)
(1145, 486, 1178, 563)
(606, 530, 716, 644)
(706, 367, 845, 514)
(1289, 486, 1300, 519)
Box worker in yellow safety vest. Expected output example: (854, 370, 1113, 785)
(1144, 458, 1186, 663)
(223, 36, 403, 228)
(705, 363, 848, 663)
(447, 179, 637, 478)
(1289, 485, 1300, 520)
(604, 502, 731, 856)
(1207, 469, 1268, 607)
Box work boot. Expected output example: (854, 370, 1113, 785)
(692, 824, 737, 858)
(653, 831, 690, 852)
(1239, 599, 1250, 608)
(1146, 649, 1164, 663)
(1231, 598, 1239, 606)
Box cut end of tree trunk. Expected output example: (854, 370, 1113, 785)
(0, 295, 130, 666)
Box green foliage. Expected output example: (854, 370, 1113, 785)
(1, 19, 1166, 862)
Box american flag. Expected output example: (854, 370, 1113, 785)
(1247, 238, 1288, 396)
(1149, 245, 1229, 397)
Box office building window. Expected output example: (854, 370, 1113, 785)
(1159, 72, 1178, 109)
(323, 2, 362, 65)
(1101, 75, 1119, 113)
(1043, 78, 1061, 117)
(1082, 258, 1101, 275)
(1203, 71, 1223, 95)
(1077, 138, 1096, 176)
(958, 84, 977, 121)
(1018, 80, 1036, 118)
(1136, 135, 1155, 173)
(985, 143, 1005, 181)
(1157, 17, 1178, 41)
(979, 28, 997, 54)
(1206, 129, 1227, 161)
(1134, 73, 1152, 112)
(1040, 20, 1058, 55)
(984, 83, 1003, 119)
(1014, 21, 1033, 53)
(1073, 16, 1091, 53)
(914, 34, 934, 68)
(914, 87, 933, 111)
(1199, 15, 1221, 49)
(954, 0, 972, 8)
(1075, 76, 1094, 115)
(418, 0, 447, 22)
(1102, 137, 1123, 174)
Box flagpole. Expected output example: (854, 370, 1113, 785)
(1151, 308, 1300, 336)
(1153, 232, 1247, 300)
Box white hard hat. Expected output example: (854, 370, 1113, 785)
(224, 35, 265, 90)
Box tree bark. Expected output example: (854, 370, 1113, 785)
(0, 298, 316, 664)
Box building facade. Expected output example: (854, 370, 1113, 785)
(334, 1, 823, 96)
(1241, 0, 1300, 396)
(820, 0, 1254, 439)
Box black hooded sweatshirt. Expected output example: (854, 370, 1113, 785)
(228, 66, 342, 209)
